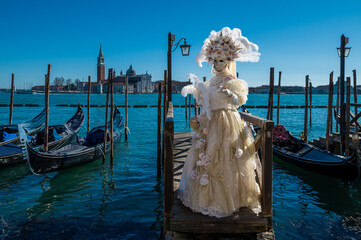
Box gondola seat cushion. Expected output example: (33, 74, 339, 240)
(85, 129, 108, 147)
(2, 132, 17, 142)
(273, 124, 291, 142)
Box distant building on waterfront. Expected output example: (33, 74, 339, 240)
(101, 65, 154, 93)
(97, 44, 105, 83)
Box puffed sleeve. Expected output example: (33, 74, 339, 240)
(223, 78, 248, 105)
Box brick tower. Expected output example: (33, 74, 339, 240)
(97, 44, 105, 82)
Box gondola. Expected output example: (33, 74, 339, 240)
(27, 107, 124, 174)
(0, 106, 84, 168)
(273, 124, 358, 179)
(0, 108, 45, 147)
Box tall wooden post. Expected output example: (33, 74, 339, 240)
(87, 76, 91, 133)
(188, 79, 191, 119)
(44, 64, 51, 152)
(194, 99, 197, 117)
(162, 70, 167, 167)
(326, 72, 334, 151)
(185, 96, 187, 119)
(9, 74, 15, 124)
(353, 70, 357, 117)
(346, 77, 351, 156)
(345, 77, 350, 156)
(157, 82, 162, 178)
(103, 69, 111, 162)
(110, 70, 114, 163)
(277, 71, 281, 125)
(267, 67, 274, 120)
(167, 32, 173, 102)
(340, 35, 346, 156)
(304, 75, 309, 142)
(309, 81, 312, 124)
(125, 76, 128, 141)
(336, 77, 340, 132)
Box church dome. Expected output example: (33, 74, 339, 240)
(126, 65, 136, 76)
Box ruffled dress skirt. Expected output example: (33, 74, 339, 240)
(178, 108, 260, 218)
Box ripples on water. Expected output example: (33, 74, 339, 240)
(0, 93, 361, 239)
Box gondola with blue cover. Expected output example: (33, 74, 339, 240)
(27, 107, 124, 174)
(0, 106, 84, 168)
(273, 124, 358, 179)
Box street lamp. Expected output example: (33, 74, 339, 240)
(337, 34, 351, 155)
(337, 46, 351, 57)
(167, 32, 191, 102)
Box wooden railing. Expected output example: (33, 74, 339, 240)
(239, 111, 274, 216)
(164, 102, 174, 230)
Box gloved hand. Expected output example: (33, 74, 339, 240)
(218, 87, 239, 105)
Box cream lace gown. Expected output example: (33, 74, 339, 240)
(178, 73, 260, 218)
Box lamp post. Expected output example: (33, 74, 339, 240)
(167, 32, 191, 103)
(337, 34, 351, 155)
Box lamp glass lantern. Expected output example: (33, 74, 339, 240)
(337, 47, 351, 57)
(180, 42, 191, 56)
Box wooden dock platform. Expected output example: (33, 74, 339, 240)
(163, 103, 275, 240)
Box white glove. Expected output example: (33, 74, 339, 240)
(218, 88, 239, 105)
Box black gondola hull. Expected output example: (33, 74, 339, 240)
(273, 145, 358, 179)
(27, 108, 124, 174)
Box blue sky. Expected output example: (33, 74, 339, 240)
(0, 0, 361, 88)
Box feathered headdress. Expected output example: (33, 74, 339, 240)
(196, 27, 260, 67)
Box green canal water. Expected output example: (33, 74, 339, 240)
(0, 92, 361, 239)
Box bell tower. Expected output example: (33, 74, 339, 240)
(97, 44, 105, 83)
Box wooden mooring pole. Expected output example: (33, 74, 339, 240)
(44, 64, 51, 152)
(162, 70, 167, 168)
(110, 70, 114, 163)
(304, 75, 309, 142)
(9, 73, 14, 124)
(157, 82, 162, 178)
(267, 67, 274, 120)
(309, 81, 312, 125)
(185, 96, 187, 119)
(336, 77, 340, 132)
(326, 72, 334, 151)
(125, 76, 128, 141)
(346, 77, 351, 156)
(188, 79, 191, 119)
(87, 76, 91, 133)
(103, 69, 111, 162)
(353, 70, 357, 116)
(277, 71, 281, 125)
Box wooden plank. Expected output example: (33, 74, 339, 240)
(336, 77, 340, 132)
(239, 111, 267, 128)
(170, 132, 271, 234)
(171, 196, 268, 233)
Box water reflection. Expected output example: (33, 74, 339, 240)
(97, 165, 116, 221)
(273, 157, 361, 239)
(150, 178, 163, 231)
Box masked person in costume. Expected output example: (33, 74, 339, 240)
(178, 27, 261, 218)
